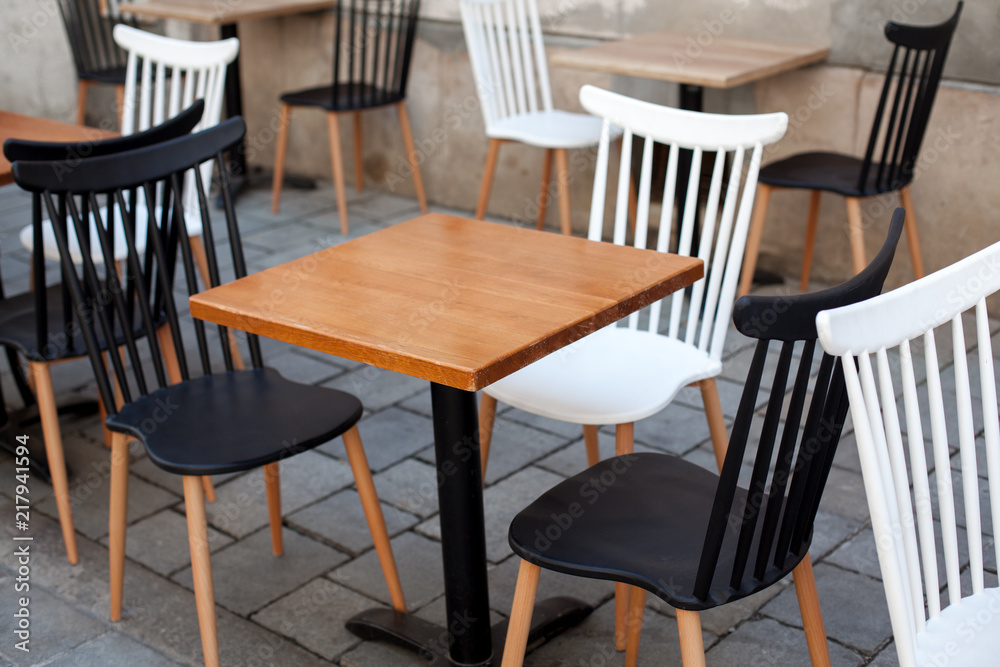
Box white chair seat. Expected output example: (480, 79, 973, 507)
(915, 589, 1000, 665)
(20, 204, 150, 265)
(485, 327, 721, 425)
(486, 110, 608, 149)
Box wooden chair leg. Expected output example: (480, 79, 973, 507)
(475, 139, 503, 220)
(582, 424, 600, 467)
(397, 103, 428, 213)
(114, 84, 124, 127)
(676, 609, 707, 667)
(845, 197, 866, 275)
(183, 475, 220, 667)
(625, 587, 647, 667)
(793, 555, 831, 667)
(738, 183, 773, 298)
(615, 422, 633, 456)
(30, 361, 78, 564)
(342, 425, 407, 611)
(271, 104, 292, 214)
(201, 477, 216, 504)
(353, 112, 364, 193)
(554, 148, 572, 236)
(899, 186, 924, 279)
(156, 325, 183, 385)
(263, 462, 283, 556)
(698, 378, 728, 471)
(614, 422, 634, 651)
(801, 190, 822, 291)
(109, 432, 130, 621)
(327, 112, 351, 235)
(536, 148, 553, 230)
(76, 80, 91, 126)
(501, 560, 541, 667)
(478, 393, 498, 480)
(98, 392, 112, 449)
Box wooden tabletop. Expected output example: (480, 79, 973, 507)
(190, 214, 703, 391)
(0, 111, 117, 187)
(117, 0, 337, 25)
(550, 30, 829, 89)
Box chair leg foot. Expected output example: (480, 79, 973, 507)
(554, 148, 572, 235)
(801, 190, 821, 291)
(109, 432, 130, 621)
(184, 475, 220, 667)
(793, 554, 831, 666)
(475, 139, 502, 220)
(327, 112, 350, 235)
(264, 462, 283, 556)
(676, 609, 707, 667)
(271, 104, 292, 214)
(501, 560, 541, 667)
(613, 423, 634, 651)
(739, 184, 773, 298)
(478, 393, 498, 480)
(625, 587, 647, 667)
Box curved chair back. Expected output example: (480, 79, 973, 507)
(329, 0, 421, 109)
(858, 2, 962, 195)
(817, 236, 1000, 666)
(459, 0, 553, 131)
(580, 85, 787, 363)
(686, 213, 903, 607)
(10, 118, 261, 415)
(57, 0, 137, 80)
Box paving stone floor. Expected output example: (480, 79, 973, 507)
(0, 180, 992, 666)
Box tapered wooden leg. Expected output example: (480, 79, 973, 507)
(501, 560, 541, 667)
(582, 424, 600, 467)
(793, 555, 831, 666)
(201, 477, 216, 504)
(614, 422, 634, 651)
(738, 183, 773, 298)
(537, 149, 553, 230)
(156, 325, 183, 385)
(114, 84, 124, 127)
(554, 148, 572, 236)
(845, 197, 866, 275)
(676, 609, 707, 667)
(109, 432, 129, 621)
(30, 362, 77, 564)
(76, 80, 91, 126)
(397, 103, 428, 213)
(183, 475, 220, 667)
(698, 378, 728, 471)
(475, 139, 503, 220)
(271, 104, 292, 214)
(353, 112, 364, 193)
(98, 392, 112, 449)
(327, 113, 351, 235)
(625, 587, 647, 667)
(478, 393, 498, 480)
(899, 186, 924, 279)
(263, 462, 283, 556)
(343, 426, 406, 611)
(800, 190, 822, 291)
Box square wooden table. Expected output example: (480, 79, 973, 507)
(190, 213, 703, 665)
(1, 111, 116, 186)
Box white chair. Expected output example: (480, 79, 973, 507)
(19, 24, 238, 281)
(459, 0, 610, 234)
(817, 240, 1000, 667)
(480, 84, 786, 648)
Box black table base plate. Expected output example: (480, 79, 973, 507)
(346, 596, 593, 666)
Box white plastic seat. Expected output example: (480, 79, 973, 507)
(19, 202, 149, 265)
(817, 239, 1000, 667)
(459, 0, 614, 234)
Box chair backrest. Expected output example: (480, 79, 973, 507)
(10, 119, 262, 414)
(57, 0, 137, 78)
(580, 85, 787, 363)
(858, 2, 962, 195)
(817, 236, 1000, 666)
(329, 0, 421, 108)
(688, 212, 903, 607)
(2, 102, 205, 361)
(459, 0, 553, 130)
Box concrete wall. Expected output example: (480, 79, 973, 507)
(3, 0, 996, 288)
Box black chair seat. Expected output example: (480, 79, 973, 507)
(758, 151, 903, 198)
(78, 66, 128, 85)
(508, 452, 800, 612)
(280, 84, 404, 112)
(107, 367, 363, 476)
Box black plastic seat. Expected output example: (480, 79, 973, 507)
(738, 3, 962, 297)
(10, 117, 406, 667)
(501, 213, 905, 667)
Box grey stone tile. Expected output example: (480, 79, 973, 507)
(631, 402, 721, 455)
(488, 555, 614, 615)
(481, 417, 571, 485)
(320, 407, 435, 472)
(172, 527, 348, 616)
(329, 532, 444, 610)
(200, 451, 355, 537)
(674, 376, 768, 418)
(810, 510, 864, 561)
(287, 488, 420, 556)
(339, 641, 430, 667)
(827, 528, 883, 580)
(323, 366, 427, 412)
(349, 192, 423, 221)
(0, 584, 104, 665)
(41, 632, 184, 667)
(265, 348, 346, 385)
(397, 388, 433, 416)
(372, 458, 440, 518)
(869, 642, 901, 666)
(497, 405, 584, 439)
(706, 616, 861, 666)
(818, 466, 873, 524)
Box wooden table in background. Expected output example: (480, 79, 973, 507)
(1, 111, 116, 186)
(190, 213, 703, 666)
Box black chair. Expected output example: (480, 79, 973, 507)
(56, 0, 138, 125)
(739, 2, 961, 297)
(500, 214, 904, 667)
(10, 117, 406, 667)
(271, 0, 428, 234)
(1, 100, 205, 565)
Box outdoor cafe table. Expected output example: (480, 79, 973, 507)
(1, 110, 116, 186)
(189, 213, 703, 665)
